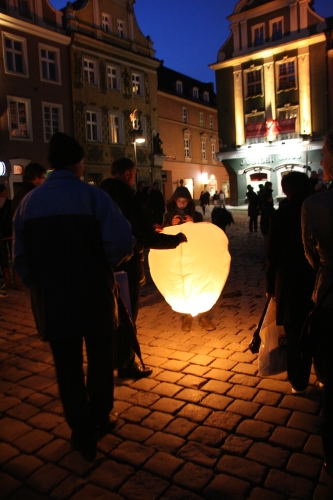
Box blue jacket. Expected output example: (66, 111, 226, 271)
(13, 169, 133, 340)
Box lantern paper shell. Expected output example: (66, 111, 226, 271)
(148, 222, 231, 316)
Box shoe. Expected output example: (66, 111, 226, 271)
(118, 361, 153, 379)
(70, 434, 96, 462)
(181, 316, 193, 332)
(291, 387, 307, 395)
(98, 411, 118, 438)
(198, 316, 216, 331)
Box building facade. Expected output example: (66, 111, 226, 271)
(64, 0, 161, 186)
(157, 65, 229, 202)
(211, 0, 331, 205)
(0, 0, 73, 196)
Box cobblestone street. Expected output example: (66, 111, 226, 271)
(0, 209, 331, 499)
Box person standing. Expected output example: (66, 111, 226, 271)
(302, 130, 333, 476)
(14, 133, 133, 462)
(199, 190, 207, 215)
(246, 185, 259, 232)
(265, 172, 315, 394)
(219, 189, 226, 208)
(100, 158, 187, 379)
(11, 163, 46, 217)
(148, 181, 165, 225)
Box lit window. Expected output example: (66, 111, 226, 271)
(176, 81, 183, 94)
(209, 116, 213, 130)
(107, 65, 119, 90)
(182, 107, 188, 124)
(201, 139, 206, 160)
(184, 138, 191, 158)
(277, 59, 296, 91)
(245, 111, 266, 144)
(203, 91, 209, 103)
(117, 19, 125, 39)
(199, 113, 204, 128)
(253, 23, 265, 46)
(245, 67, 262, 97)
(3, 33, 28, 75)
(211, 142, 216, 161)
(109, 113, 123, 143)
(8, 96, 32, 139)
(40, 45, 60, 82)
(102, 14, 109, 33)
(132, 72, 142, 96)
(193, 87, 199, 99)
(86, 111, 100, 141)
(277, 105, 299, 140)
(43, 103, 63, 141)
(83, 58, 97, 85)
(271, 18, 283, 41)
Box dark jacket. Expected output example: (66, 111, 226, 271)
(265, 197, 316, 327)
(13, 170, 133, 340)
(0, 198, 12, 238)
(302, 185, 333, 308)
(246, 190, 258, 217)
(100, 178, 183, 285)
(11, 181, 36, 218)
(162, 198, 203, 227)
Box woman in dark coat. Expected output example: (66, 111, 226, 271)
(265, 171, 316, 393)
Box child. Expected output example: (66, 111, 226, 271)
(162, 187, 216, 332)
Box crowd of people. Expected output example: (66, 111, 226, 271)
(1, 130, 332, 477)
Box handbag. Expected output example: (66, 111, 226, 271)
(249, 297, 270, 354)
(258, 298, 288, 376)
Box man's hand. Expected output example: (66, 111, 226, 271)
(177, 233, 187, 243)
(154, 224, 163, 233)
(182, 215, 193, 223)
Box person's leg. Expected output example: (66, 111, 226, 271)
(198, 311, 216, 331)
(49, 337, 97, 452)
(285, 324, 311, 392)
(249, 216, 253, 232)
(181, 313, 192, 332)
(85, 332, 114, 431)
(254, 216, 258, 232)
(314, 310, 333, 471)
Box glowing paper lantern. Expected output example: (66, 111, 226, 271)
(149, 222, 231, 316)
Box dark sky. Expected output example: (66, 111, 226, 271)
(50, 0, 333, 86)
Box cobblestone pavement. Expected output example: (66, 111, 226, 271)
(0, 210, 331, 500)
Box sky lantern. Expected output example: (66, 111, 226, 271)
(149, 222, 231, 316)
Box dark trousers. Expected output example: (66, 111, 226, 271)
(311, 308, 333, 463)
(114, 271, 141, 369)
(50, 333, 114, 443)
(249, 215, 258, 232)
(285, 323, 312, 391)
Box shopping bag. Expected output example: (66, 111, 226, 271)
(258, 298, 288, 376)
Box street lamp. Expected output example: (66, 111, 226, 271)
(129, 109, 145, 185)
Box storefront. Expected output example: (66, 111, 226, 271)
(217, 139, 323, 206)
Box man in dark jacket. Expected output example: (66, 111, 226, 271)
(101, 158, 186, 379)
(14, 133, 133, 462)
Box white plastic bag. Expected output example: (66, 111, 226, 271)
(258, 298, 288, 376)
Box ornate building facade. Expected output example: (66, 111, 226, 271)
(157, 65, 229, 201)
(211, 0, 332, 205)
(64, 0, 160, 186)
(0, 0, 73, 196)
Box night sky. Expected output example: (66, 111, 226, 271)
(49, 0, 333, 86)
